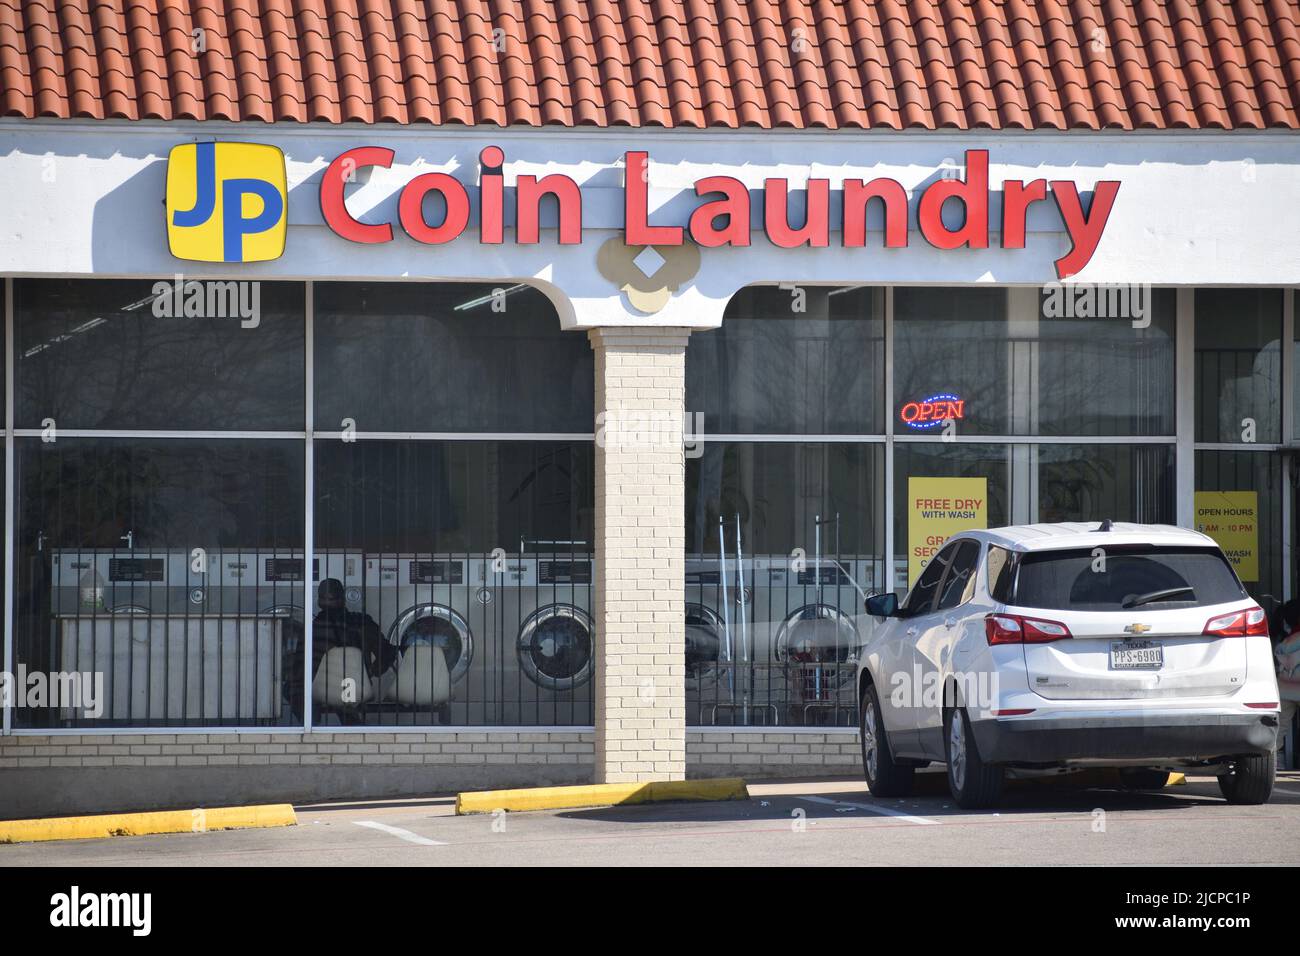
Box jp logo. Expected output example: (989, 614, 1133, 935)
(166, 142, 288, 263)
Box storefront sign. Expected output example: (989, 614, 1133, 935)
(907, 477, 988, 586)
(900, 393, 966, 430)
(166, 142, 288, 264)
(1194, 491, 1259, 582)
(317, 147, 1116, 279)
(163, 143, 1120, 278)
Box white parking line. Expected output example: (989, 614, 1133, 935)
(800, 794, 938, 825)
(353, 821, 447, 846)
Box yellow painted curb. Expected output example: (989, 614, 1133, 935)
(456, 777, 748, 814)
(0, 804, 297, 845)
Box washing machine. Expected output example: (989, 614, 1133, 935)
(684, 554, 871, 725)
(363, 554, 479, 724)
(490, 555, 594, 726)
(50, 548, 284, 723)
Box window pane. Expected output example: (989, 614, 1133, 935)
(687, 286, 883, 434)
(14, 438, 305, 729)
(1037, 444, 1175, 524)
(15, 279, 305, 430)
(894, 288, 1010, 436)
(313, 439, 595, 727)
(936, 540, 980, 611)
(1036, 288, 1176, 436)
(1195, 289, 1282, 443)
(685, 441, 885, 727)
(1195, 450, 1282, 603)
(894, 443, 1011, 591)
(313, 283, 592, 433)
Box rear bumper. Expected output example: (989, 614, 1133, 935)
(970, 712, 1278, 765)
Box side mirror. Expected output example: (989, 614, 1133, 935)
(865, 592, 899, 618)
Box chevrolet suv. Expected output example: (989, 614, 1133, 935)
(858, 522, 1280, 809)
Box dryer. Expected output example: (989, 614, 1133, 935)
(490, 555, 594, 726)
(363, 554, 478, 724)
(50, 548, 286, 724)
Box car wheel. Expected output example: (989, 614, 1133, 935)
(860, 683, 913, 798)
(1217, 750, 1275, 805)
(944, 706, 1004, 809)
(1118, 768, 1171, 791)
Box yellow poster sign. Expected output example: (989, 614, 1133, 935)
(1194, 491, 1259, 582)
(907, 477, 988, 587)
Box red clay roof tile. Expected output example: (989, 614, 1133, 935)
(0, 0, 1296, 128)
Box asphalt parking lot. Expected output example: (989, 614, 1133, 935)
(5, 772, 1300, 867)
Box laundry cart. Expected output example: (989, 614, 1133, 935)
(56, 613, 284, 723)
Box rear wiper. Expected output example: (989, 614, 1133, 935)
(1122, 586, 1194, 609)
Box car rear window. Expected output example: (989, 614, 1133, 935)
(1009, 546, 1246, 611)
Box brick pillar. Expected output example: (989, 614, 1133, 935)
(588, 327, 690, 783)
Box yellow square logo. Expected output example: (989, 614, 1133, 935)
(166, 142, 287, 263)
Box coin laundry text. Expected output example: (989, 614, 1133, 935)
(321, 147, 1119, 279)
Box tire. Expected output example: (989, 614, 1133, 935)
(860, 683, 914, 798)
(1217, 750, 1275, 805)
(944, 706, 1004, 809)
(1118, 768, 1171, 791)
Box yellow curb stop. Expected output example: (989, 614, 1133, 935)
(456, 777, 748, 814)
(0, 804, 297, 845)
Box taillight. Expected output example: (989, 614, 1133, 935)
(985, 613, 1072, 645)
(1202, 606, 1268, 638)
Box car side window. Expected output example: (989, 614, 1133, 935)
(987, 545, 1015, 604)
(902, 542, 956, 616)
(936, 540, 981, 612)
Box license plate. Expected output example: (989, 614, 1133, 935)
(1110, 639, 1163, 670)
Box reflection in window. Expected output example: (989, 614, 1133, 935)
(684, 441, 884, 727)
(313, 283, 592, 434)
(312, 439, 594, 727)
(1036, 289, 1176, 436)
(14, 438, 305, 729)
(1195, 289, 1282, 443)
(688, 286, 883, 434)
(15, 279, 305, 430)
(1037, 445, 1174, 524)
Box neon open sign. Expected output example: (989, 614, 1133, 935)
(900, 393, 966, 430)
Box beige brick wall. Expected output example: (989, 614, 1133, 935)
(687, 730, 863, 777)
(589, 328, 690, 783)
(0, 731, 596, 770)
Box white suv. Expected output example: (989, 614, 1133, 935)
(857, 522, 1281, 809)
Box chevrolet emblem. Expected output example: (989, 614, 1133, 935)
(1124, 623, 1152, 634)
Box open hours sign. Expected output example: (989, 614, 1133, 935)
(1194, 490, 1259, 582)
(907, 477, 989, 587)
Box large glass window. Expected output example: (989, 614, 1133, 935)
(894, 442, 1011, 589)
(894, 288, 1010, 436)
(1195, 289, 1282, 444)
(311, 283, 594, 727)
(684, 441, 884, 728)
(14, 279, 305, 431)
(1195, 450, 1282, 604)
(1035, 289, 1176, 436)
(313, 282, 591, 433)
(1037, 445, 1175, 524)
(13, 438, 304, 728)
(688, 286, 883, 434)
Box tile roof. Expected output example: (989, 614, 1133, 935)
(2, 0, 1298, 130)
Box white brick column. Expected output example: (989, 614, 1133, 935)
(588, 327, 690, 783)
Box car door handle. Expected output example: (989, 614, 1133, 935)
(906, 627, 919, 637)
(944, 617, 958, 628)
